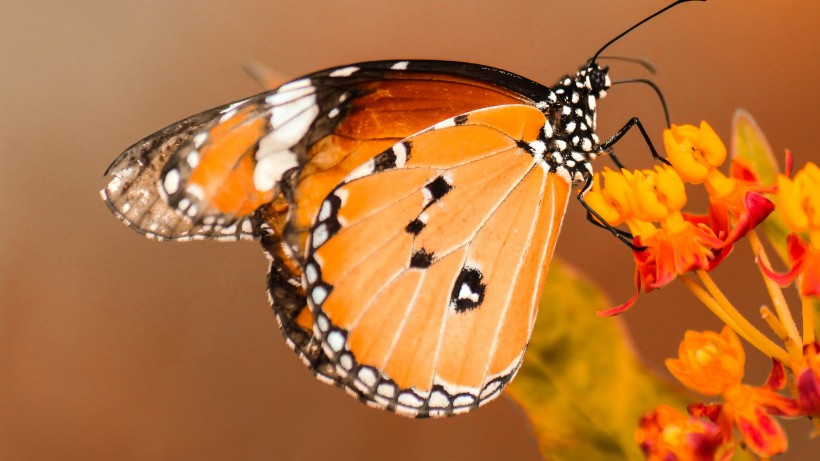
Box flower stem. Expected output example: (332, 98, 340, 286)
(803, 295, 816, 344)
(748, 230, 802, 348)
(681, 274, 790, 363)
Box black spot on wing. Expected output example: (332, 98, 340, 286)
(373, 149, 397, 172)
(405, 217, 426, 235)
(410, 248, 434, 269)
(423, 175, 453, 209)
(373, 141, 411, 172)
(453, 114, 468, 125)
(450, 267, 486, 313)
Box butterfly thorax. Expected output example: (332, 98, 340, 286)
(534, 63, 611, 185)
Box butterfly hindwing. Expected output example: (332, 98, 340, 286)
(303, 105, 572, 417)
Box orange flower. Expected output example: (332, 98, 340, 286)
(664, 122, 726, 185)
(759, 162, 820, 296)
(591, 157, 773, 316)
(636, 405, 732, 461)
(721, 383, 796, 457)
(665, 328, 800, 458)
(665, 327, 745, 395)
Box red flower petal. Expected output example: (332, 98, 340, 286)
(763, 359, 786, 391)
(717, 192, 775, 249)
(597, 289, 639, 317)
(758, 234, 808, 288)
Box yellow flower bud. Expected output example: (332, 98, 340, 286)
(695, 121, 727, 167)
(665, 128, 707, 183)
(632, 170, 669, 222)
(654, 165, 687, 212)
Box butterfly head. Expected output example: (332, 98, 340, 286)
(580, 61, 611, 100)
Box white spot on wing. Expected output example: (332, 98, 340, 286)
(458, 283, 479, 303)
(318, 199, 332, 221)
(193, 132, 208, 148)
(391, 61, 409, 70)
(266, 84, 315, 107)
(339, 353, 353, 370)
(433, 118, 456, 130)
(254, 149, 298, 192)
(397, 392, 424, 408)
(186, 150, 199, 168)
(267, 93, 319, 148)
(345, 158, 375, 182)
(312, 223, 329, 247)
(358, 368, 377, 387)
(163, 169, 180, 194)
(329, 66, 359, 77)
(327, 330, 345, 352)
(429, 390, 450, 408)
(316, 312, 329, 332)
(241, 219, 253, 233)
(220, 98, 250, 114)
(277, 78, 312, 94)
(393, 142, 408, 167)
(377, 383, 396, 398)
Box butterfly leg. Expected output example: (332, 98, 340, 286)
(598, 117, 670, 166)
(603, 146, 626, 170)
(576, 176, 644, 251)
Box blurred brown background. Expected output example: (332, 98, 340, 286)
(1, 1, 817, 459)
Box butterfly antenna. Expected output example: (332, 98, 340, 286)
(612, 78, 671, 127)
(591, 0, 706, 64)
(597, 55, 657, 74)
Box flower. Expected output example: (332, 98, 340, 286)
(664, 122, 726, 185)
(636, 405, 732, 461)
(664, 328, 800, 458)
(591, 159, 773, 316)
(759, 162, 820, 296)
(795, 342, 820, 416)
(665, 327, 745, 396)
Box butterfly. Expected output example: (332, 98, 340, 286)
(102, 0, 702, 418)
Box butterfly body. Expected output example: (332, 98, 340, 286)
(102, 59, 614, 417)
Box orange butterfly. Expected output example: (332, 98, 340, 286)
(102, 1, 704, 417)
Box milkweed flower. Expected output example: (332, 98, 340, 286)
(665, 328, 744, 396)
(589, 123, 774, 316)
(664, 327, 799, 458)
(759, 162, 820, 297)
(635, 405, 733, 461)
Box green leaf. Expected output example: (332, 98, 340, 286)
(505, 261, 693, 460)
(731, 109, 780, 186)
(730, 110, 817, 339)
(730, 109, 790, 262)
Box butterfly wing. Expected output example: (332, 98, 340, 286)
(101, 61, 558, 405)
(101, 100, 267, 241)
(102, 60, 548, 243)
(253, 61, 552, 384)
(303, 104, 572, 417)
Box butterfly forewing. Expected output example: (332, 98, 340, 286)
(303, 105, 571, 416)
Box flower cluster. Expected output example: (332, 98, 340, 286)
(636, 327, 801, 459)
(586, 121, 774, 316)
(586, 117, 819, 458)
